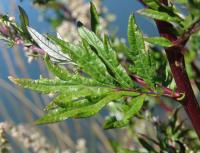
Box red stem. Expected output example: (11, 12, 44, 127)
(155, 0, 200, 138)
(130, 75, 181, 99)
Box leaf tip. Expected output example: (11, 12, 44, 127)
(89, 1, 93, 5)
(8, 76, 19, 85)
(77, 21, 84, 28)
(129, 13, 134, 20)
(35, 118, 48, 125)
(18, 5, 22, 10)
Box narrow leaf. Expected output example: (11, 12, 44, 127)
(138, 137, 157, 152)
(78, 23, 134, 88)
(90, 2, 99, 33)
(138, 8, 182, 24)
(143, 0, 160, 10)
(49, 35, 115, 84)
(104, 95, 145, 129)
(145, 37, 173, 47)
(18, 6, 29, 27)
(52, 87, 112, 108)
(127, 14, 145, 60)
(44, 55, 105, 86)
(27, 27, 71, 62)
(36, 93, 122, 124)
(127, 14, 156, 86)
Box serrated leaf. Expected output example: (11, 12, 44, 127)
(27, 27, 71, 62)
(144, 0, 181, 17)
(127, 15, 156, 86)
(129, 54, 156, 86)
(44, 55, 106, 86)
(77, 22, 118, 66)
(49, 35, 115, 84)
(9, 73, 142, 126)
(8, 76, 111, 94)
(138, 8, 182, 24)
(52, 96, 96, 109)
(127, 14, 145, 60)
(104, 95, 145, 129)
(36, 93, 122, 124)
(90, 2, 99, 33)
(77, 23, 134, 88)
(52, 87, 112, 108)
(145, 37, 173, 47)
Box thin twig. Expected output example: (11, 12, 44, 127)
(130, 74, 181, 99)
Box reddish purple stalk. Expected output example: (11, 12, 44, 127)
(157, 22, 200, 138)
(131, 75, 181, 99)
(156, 0, 200, 138)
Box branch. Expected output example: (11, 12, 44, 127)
(130, 75, 181, 99)
(0, 20, 45, 56)
(138, 0, 200, 138)
(174, 18, 200, 47)
(155, 0, 200, 138)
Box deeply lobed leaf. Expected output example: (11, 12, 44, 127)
(127, 15, 157, 86)
(9, 4, 156, 126)
(78, 23, 134, 88)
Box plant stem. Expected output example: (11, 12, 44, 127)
(155, 0, 200, 138)
(130, 75, 181, 99)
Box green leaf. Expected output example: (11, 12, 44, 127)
(175, 0, 187, 4)
(90, 2, 99, 33)
(36, 93, 122, 124)
(49, 35, 115, 84)
(8, 76, 83, 94)
(9, 12, 155, 127)
(143, 0, 160, 10)
(127, 15, 156, 86)
(144, 37, 173, 47)
(77, 22, 118, 67)
(124, 95, 145, 119)
(77, 23, 134, 88)
(9, 73, 141, 125)
(27, 27, 71, 62)
(143, 0, 182, 18)
(52, 95, 95, 109)
(138, 137, 157, 153)
(129, 54, 156, 86)
(104, 95, 145, 129)
(44, 55, 73, 81)
(103, 116, 118, 129)
(138, 8, 182, 24)
(44, 55, 106, 86)
(127, 14, 145, 60)
(18, 6, 29, 28)
(52, 87, 111, 108)
(8, 75, 115, 94)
